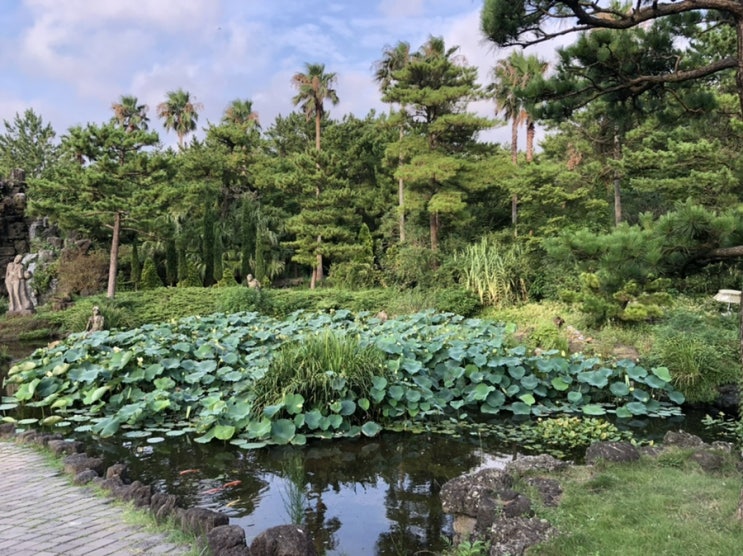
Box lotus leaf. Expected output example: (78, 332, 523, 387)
(581, 404, 606, 416)
(509, 402, 532, 415)
(361, 421, 382, 437)
(651, 366, 672, 382)
(610, 381, 630, 396)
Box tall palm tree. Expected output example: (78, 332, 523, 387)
(374, 41, 411, 244)
(111, 95, 149, 132)
(491, 52, 547, 227)
(291, 63, 339, 151)
(291, 63, 339, 288)
(157, 88, 202, 149)
(222, 98, 260, 128)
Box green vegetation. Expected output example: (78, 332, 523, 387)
(3, 309, 685, 447)
(529, 451, 743, 555)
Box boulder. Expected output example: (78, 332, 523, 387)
(249, 525, 317, 556)
(440, 468, 513, 516)
(487, 516, 556, 556)
(150, 492, 180, 522)
(177, 507, 229, 536)
(63, 453, 105, 476)
(663, 431, 705, 449)
(47, 439, 85, 456)
(506, 454, 568, 475)
(585, 441, 640, 464)
(73, 469, 99, 485)
(207, 525, 251, 556)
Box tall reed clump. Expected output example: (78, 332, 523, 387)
(252, 331, 387, 417)
(454, 237, 530, 308)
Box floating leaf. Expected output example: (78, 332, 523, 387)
(361, 421, 382, 437)
(581, 404, 606, 416)
(214, 425, 236, 441)
(271, 419, 296, 444)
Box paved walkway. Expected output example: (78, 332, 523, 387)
(0, 442, 192, 555)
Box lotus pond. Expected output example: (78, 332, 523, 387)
(0, 309, 724, 554)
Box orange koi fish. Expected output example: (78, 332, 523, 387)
(223, 480, 242, 488)
(178, 469, 200, 476)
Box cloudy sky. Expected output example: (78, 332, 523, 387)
(0, 0, 561, 149)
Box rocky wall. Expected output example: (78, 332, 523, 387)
(0, 169, 30, 297)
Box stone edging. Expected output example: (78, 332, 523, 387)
(0, 423, 317, 556)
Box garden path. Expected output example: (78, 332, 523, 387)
(0, 442, 192, 555)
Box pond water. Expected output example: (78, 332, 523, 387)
(68, 409, 715, 556)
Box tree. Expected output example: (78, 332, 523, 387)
(375, 41, 413, 243)
(111, 95, 149, 132)
(291, 63, 339, 151)
(222, 98, 260, 128)
(291, 63, 340, 288)
(382, 36, 493, 251)
(157, 88, 203, 149)
(490, 51, 547, 227)
(0, 108, 58, 179)
(28, 123, 168, 298)
(480, 0, 743, 114)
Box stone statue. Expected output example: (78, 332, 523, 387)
(4, 254, 34, 315)
(85, 306, 105, 333)
(246, 274, 261, 289)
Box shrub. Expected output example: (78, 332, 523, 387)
(56, 248, 108, 297)
(431, 288, 482, 317)
(328, 261, 378, 289)
(139, 257, 163, 290)
(380, 244, 441, 288)
(643, 305, 739, 403)
(215, 287, 273, 314)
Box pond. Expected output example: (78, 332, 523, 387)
(53, 409, 715, 556)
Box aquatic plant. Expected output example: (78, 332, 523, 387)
(2, 309, 685, 447)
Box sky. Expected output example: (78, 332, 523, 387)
(0, 0, 563, 150)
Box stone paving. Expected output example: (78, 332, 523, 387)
(0, 442, 193, 555)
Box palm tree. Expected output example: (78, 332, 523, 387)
(491, 52, 547, 227)
(111, 95, 149, 132)
(291, 63, 339, 151)
(374, 41, 411, 244)
(291, 63, 340, 288)
(157, 88, 202, 149)
(222, 98, 260, 128)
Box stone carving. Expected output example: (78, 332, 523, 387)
(4, 254, 35, 315)
(85, 306, 105, 333)
(246, 273, 261, 289)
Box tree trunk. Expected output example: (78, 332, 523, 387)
(526, 118, 536, 162)
(398, 126, 406, 243)
(107, 211, 121, 299)
(511, 116, 519, 231)
(736, 16, 743, 116)
(613, 132, 623, 226)
(430, 212, 440, 252)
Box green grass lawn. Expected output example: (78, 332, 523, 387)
(529, 450, 743, 555)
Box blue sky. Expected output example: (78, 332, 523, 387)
(0, 0, 556, 148)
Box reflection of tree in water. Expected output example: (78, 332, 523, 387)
(375, 434, 473, 555)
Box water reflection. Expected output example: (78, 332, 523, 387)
(87, 432, 501, 555)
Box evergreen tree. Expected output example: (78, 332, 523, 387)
(0, 108, 58, 179)
(28, 123, 167, 298)
(382, 36, 494, 251)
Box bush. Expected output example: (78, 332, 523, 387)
(139, 258, 163, 290)
(56, 248, 109, 297)
(328, 261, 378, 289)
(215, 287, 273, 314)
(431, 288, 482, 317)
(643, 304, 739, 403)
(380, 244, 441, 288)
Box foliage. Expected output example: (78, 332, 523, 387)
(5, 310, 685, 446)
(381, 244, 442, 288)
(430, 288, 482, 318)
(0, 108, 58, 179)
(251, 331, 387, 419)
(643, 306, 740, 403)
(139, 258, 163, 290)
(441, 539, 490, 556)
(453, 236, 531, 307)
(55, 249, 109, 298)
